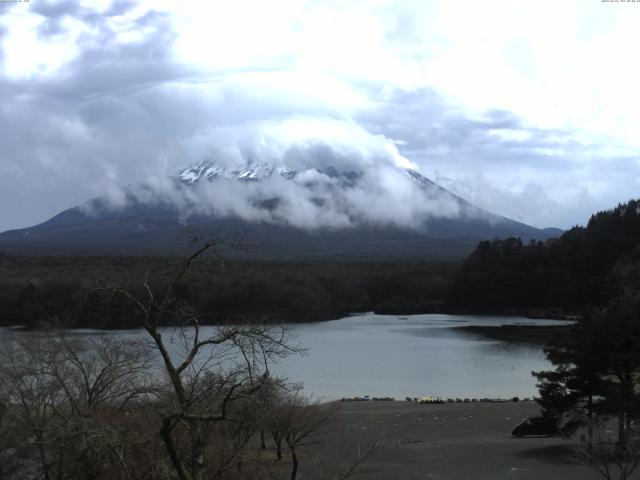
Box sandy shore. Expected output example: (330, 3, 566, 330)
(290, 400, 604, 480)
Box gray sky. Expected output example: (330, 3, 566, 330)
(1, 0, 639, 231)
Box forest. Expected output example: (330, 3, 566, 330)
(0, 255, 455, 328)
(4, 199, 640, 329)
(450, 199, 640, 312)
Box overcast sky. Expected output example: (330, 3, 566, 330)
(1, 0, 639, 231)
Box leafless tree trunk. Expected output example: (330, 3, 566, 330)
(104, 236, 301, 480)
(264, 390, 337, 480)
(575, 419, 640, 480)
(273, 431, 284, 460)
(0, 333, 157, 480)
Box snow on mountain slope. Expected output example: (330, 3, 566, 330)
(176, 162, 297, 183)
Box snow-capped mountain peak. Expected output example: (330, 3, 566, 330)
(176, 161, 297, 184)
(175, 160, 437, 188)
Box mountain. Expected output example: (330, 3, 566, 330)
(176, 162, 299, 183)
(0, 161, 562, 259)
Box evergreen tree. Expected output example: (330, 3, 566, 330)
(534, 249, 640, 445)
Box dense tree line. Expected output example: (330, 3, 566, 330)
(450, 199, 640, 312)
(0, 255, 455, 328)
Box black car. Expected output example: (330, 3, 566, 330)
(512, 417, 559, 437)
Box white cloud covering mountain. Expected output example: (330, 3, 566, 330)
(1, 0, 639, 231)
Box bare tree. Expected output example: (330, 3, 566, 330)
(0, 397, 21, 480)
(0, 333, 158, 480)
(575, 419, 640, 480)
(104, 237, 301, 480)
(0, 335, 68, 480)
(263, 390, 337, 480)
(252, 377, 298, 461)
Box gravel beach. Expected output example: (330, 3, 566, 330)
(292, 400, 607, 480)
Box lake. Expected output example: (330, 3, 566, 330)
(270, 313, 572, 401)
(0, 314, 572, 401)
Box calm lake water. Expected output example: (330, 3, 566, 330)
(0, 314, 572, 401)
(270, 313, 572, 401)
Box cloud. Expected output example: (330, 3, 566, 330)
(127, 117, 464, 231)
(356, 87, 640, 228)
(0, 1, 186, 230)
(0, 1, 639, 232)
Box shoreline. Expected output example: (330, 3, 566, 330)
(295, 400, 594, 479)
(3, 309, 578, 332)
(453, 323, 573, 344)
(339, 396, 535, 404)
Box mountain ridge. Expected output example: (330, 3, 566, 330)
(0, 161, 563, 259)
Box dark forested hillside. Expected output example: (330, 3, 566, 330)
(5, 199, 640, 328)
(0, 255, 456, 328)
(449, 199, 640, 311)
